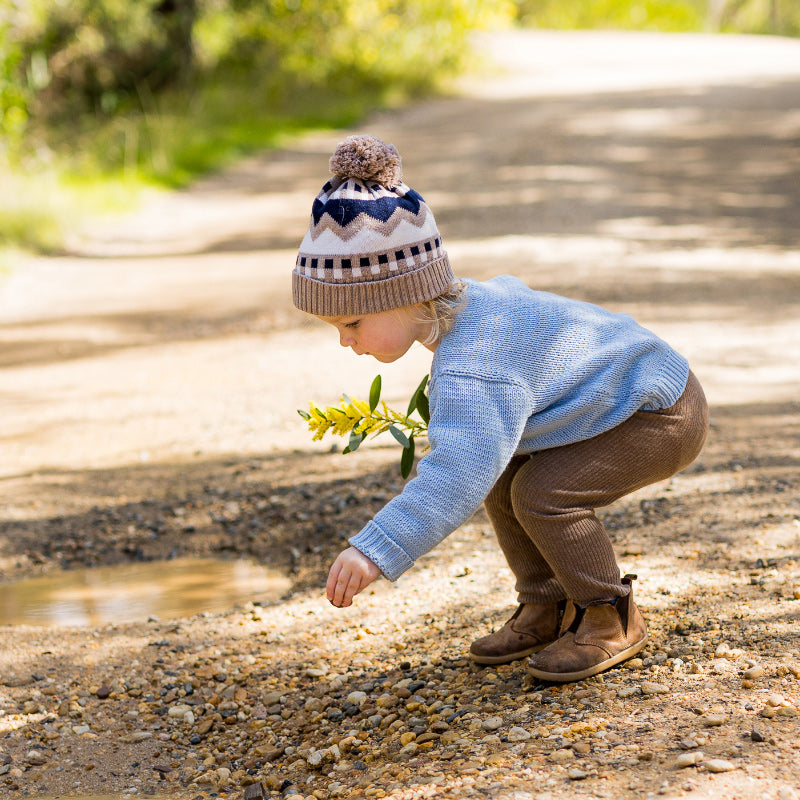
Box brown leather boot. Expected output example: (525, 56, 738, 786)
(470, 601, 565, 665)
(528, 575, 647, 682)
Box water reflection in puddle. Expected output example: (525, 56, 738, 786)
(0, 558, 292, 626)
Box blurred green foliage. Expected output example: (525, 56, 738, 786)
(0, 0, 510, 253)
(515, 0, 800, 34)
(0, 0, 510, 171)
(514, 0, 705, 30)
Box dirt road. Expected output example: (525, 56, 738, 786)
(1, 30, 799, 800)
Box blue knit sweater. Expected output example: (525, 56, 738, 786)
(349, 275, 689, 581)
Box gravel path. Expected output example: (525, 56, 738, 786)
(1, 30, 799, 800)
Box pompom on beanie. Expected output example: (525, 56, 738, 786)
(292, 134, 454, 317)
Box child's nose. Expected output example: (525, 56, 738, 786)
(339, 330, 354, 348)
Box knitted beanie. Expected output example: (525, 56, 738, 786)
(292, 134, 454, 317)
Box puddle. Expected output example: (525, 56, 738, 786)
(0, 557, 292, 626)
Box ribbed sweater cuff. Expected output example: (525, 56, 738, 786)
(645, 351, 689, 410)
(349, 521, 413, 582)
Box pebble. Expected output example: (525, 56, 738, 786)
(640, 681, 669, 695)
(701, 712, 727, 727)
(743, 664, 765, 679)
(506, 726, 531, 742)
(167, 704, 194, 723)
(481, 716, 503, 731)
(568, 768, 590, 780)
(704, 758, 736, 773)
(768, 694, 787, 707)
(676, 751, 705, 768)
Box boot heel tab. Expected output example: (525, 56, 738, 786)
(622, 574, 638, 585)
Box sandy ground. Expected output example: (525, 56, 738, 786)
(1, 30, 799, 800)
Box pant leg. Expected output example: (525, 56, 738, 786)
(484, 455, 566, 604)
(507, 371, 709, 605)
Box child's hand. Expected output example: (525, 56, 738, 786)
(326, 547, 381, 608)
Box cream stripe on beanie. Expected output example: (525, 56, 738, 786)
(292, 134, 454, 317)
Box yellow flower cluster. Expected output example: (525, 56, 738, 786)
(299, 374, 429, 477)
(305, 398, 422, 442)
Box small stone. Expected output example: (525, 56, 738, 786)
(568, 768, 590, 780)
(767, 694, 786, 707)
(704, 758, 735, 773)
(507, 726, 531, 742)
(481, 716, 503, 731)
(751, 727, 766, 742)
(25, 751, 48, 766)
(244, 783, 265, 800)
(640, 681, 669, 695)
(701, 713, 727, 727)
(743, 665, 764, 679)
(95, 685, 112, 699)
(625, 658, 644, 670)
(679, 738, 699, 750)
(196, 715, 217, 735)
(676, 751, 704, 768)
(168, 703, 194, 723)
(548, 749, 574, 763)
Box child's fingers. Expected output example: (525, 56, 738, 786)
(326, 561, 345, 604)
(327, 561, 355, 607)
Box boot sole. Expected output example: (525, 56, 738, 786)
(527, 633, 648, 682)
(470, 641, 551, 666)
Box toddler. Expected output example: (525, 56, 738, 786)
(292, 134, 708, 682)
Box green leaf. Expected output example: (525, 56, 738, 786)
(343, 430, 365, 454)
(400, 436, 415, 479)
(416, 391, 430, 425)
(407, 373, 429, 417)
(297, 409, 311, 420)
(389, 424, 410, 449)
(406, 391, 417, 417)
(369, 374, 382, 412)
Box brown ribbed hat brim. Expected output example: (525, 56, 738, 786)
(292, 253, 455, 317)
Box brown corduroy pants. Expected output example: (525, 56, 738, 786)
(484, 371, 709, 606)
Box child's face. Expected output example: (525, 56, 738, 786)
(316, 306, 432, 363)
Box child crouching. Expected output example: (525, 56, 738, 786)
(291, 134, 708, 682)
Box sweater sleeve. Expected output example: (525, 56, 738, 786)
(348, 373, 532, 581)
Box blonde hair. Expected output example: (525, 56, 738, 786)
(411, 280, 468, 347)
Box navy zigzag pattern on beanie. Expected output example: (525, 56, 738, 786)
(311, 190, 423, 228)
